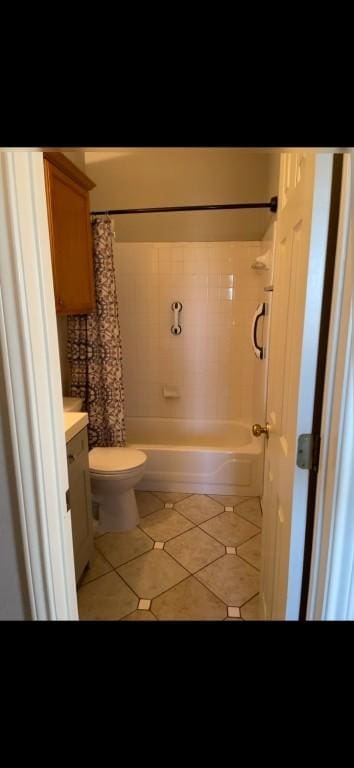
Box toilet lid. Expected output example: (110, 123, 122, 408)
(89, 447, 147, 474)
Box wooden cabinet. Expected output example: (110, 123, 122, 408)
(44, 152, 96, 315)
(66, 427, 94, 583)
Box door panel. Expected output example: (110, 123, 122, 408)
(260, 152, 333, 620)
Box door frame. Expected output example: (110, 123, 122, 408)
(306, 153, 353, 619)
(0, 148, 351, 620)
(0, 150, 78, 620)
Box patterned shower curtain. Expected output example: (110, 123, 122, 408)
(67, 218, 126, 449)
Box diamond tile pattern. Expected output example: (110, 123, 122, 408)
(235, 498, 262, 528)
(237, 533, 262, 570)
(117, 550, 189, 599)
(165, 527, 225, 573)
(154, 491, 191, 504)
(135, 491, 162, 517)
(80, 548, 113, 585)
(240, 594, 261, 621)
(152, 577, 227, 620)
(95, 527, 153, 567)
(122, 610, 157, 621)
(209, 494, 247, 507)
(78, 572, 138, 620)
(200, 509, 259, 547)
(139, 507, 193, 542)
(195, 555, 259, 606)
(77, 491, 263, 621)
(175, 494, 223, 524)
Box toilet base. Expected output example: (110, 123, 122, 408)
(94, 489, 140, 533)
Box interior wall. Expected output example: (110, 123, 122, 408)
(85, 150, 274, 241)
(115, 240, 268, 423)
(62, 150, 86, 173)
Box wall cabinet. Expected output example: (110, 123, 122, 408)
(66, 427, 94, 583)
(44, 152, 96, 315)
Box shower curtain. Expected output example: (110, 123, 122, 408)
(67, 218, 126, 448)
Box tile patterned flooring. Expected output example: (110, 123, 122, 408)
(78, 491, 262, 621)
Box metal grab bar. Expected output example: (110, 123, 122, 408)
(251, 302, 266, 359)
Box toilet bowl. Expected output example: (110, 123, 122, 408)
(89, 447, 147, 532)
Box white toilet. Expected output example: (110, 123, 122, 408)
(89, 447, 147, 532)
(63, 397, 146, 533)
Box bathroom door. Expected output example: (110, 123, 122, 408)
(260, 152, 334, 620)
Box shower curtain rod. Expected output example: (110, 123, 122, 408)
(91, 196, 278, 216)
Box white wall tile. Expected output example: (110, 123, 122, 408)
(115, 241, 263, 422)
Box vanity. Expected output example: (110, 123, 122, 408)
(64, 404, 93, 584)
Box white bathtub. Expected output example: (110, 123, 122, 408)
(127, 418, 263, 496)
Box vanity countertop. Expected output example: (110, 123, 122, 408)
(64, 411, 89, 443)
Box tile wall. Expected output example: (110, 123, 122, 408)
(114, 242, 268, 423)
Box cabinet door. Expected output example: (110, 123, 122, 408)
(67, 428, 93, 583)
(44, 159, 96, 314)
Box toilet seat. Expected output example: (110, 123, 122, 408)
(89, 447, 146, 475)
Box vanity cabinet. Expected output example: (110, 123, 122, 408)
(44, 152, 96, 315)
(66, 426, 94, 583)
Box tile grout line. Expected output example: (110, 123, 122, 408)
(239, 592, 261, 619)
(150, 571, 229, 619)
(82, 492, 261, 620)
(194, 514, 260, 550)
(163, 538, 227, 579)
(116, 543, 230, 617)
(200, 493, 263, 529)
(233, 553, 261, 572)
(193, 563, 260, 611)
(78, 546, 115, 588)
(236, 531, 262, 571)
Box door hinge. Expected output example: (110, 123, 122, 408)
(66, 489, 71, 511)
(296, 434, 321, 471)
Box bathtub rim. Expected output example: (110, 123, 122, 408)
(126, 418, 259, 453)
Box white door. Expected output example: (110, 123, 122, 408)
(260, 152, 334, 620)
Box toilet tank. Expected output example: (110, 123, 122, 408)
(63, 397, 83, 412)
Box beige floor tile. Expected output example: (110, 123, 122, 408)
(240, 594, 261, 621)
(200, 510, 259, 547)
(117, 549, 189, 599)
(224, 618, 243, 621)
(175, 494, 223, 524)
(80, 548, 113, 585)
(209, 494, 248, 507)
(122, 610, 157, 621)
(78, 571, 138, 620)
(139, 507, 194, 542)
(136, 491, 163, 517)
(195, 555, 259, 606)
(95, 527, 153, 567)
(165, 527, 224, 573)
(235, 498, 262, 528)
(153, 491, 191, 504)
(237, 533, 262, 570)
(152, 576, 227, 620)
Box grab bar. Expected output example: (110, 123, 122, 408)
(251, 302, 266, 359)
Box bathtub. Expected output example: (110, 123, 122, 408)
(127, 418, 263, 496)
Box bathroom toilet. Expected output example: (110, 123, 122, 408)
(89, 447, 147, 532)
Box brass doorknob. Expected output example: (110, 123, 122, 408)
(252, 423, 270, 438)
